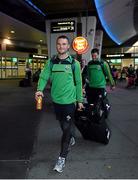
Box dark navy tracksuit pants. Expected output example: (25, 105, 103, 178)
(53, 102, 76, 158)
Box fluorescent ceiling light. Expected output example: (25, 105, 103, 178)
(3, 39, 12, 45)
(24, 0, 46, 16)
(133, 41, 138, 46)
(10, 30, 15, 34)
(126, 41, 138, 53)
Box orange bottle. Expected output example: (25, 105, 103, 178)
(36, 96, 42, 110)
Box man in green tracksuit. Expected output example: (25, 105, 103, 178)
(83, 48, 115, 108)
(35, 35, 83, 173)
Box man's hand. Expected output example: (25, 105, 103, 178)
(110, 86, 115, 90)
(77, 102, 84, 111)
(35, 91, 44, 100)
(82, 88, 86, 95)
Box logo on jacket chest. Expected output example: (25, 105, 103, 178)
(91, 65, 101, 70)
(97, 65, 101, 70)
(65, 65, 71, 71)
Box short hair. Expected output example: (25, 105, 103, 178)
(91, 48, 99, 54)
(56, 35, 70, 44)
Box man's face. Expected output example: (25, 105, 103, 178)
(92, 52, 99, 60)
(56, 38, 70, 55)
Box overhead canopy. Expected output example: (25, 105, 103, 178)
(94, 0, 137, 45)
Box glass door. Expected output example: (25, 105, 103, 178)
(1, 57, 6, 78)
(12, 57, 18, 77)
(18, 59, 26, 78)
(0, 58, 2, 79)
(5, 58, 12, 78)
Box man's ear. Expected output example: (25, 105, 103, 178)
(68, 44, 70, 49)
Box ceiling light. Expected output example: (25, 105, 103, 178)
(10, 30, 15, 34)
(133, 41, 138, 47)
(3, 39, 12, 45)
(40, 40, 43, 42)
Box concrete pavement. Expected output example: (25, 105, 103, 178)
(0, 80, 138, 178)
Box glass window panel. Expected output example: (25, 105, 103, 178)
(135, 58, 138, 64)
(116, 59, 121, 63)
(111, 59, 116, 63)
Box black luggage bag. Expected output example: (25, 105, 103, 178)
(75, 103, 111, 144)
(19, 78, 31, 87)
(135, 78, 138, 86)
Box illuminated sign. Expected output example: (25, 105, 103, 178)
(106, 54, 124, 57)
(29, 54, 48, 59)
(51, 21, 75, 33)
(102, 53, 132, 59)
(72, 36, 89, 54)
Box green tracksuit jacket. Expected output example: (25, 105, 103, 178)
(37, 56, 83, 104)
(88, 59, 115, 88)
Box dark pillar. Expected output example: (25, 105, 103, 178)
(76, 18, 82, 62)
